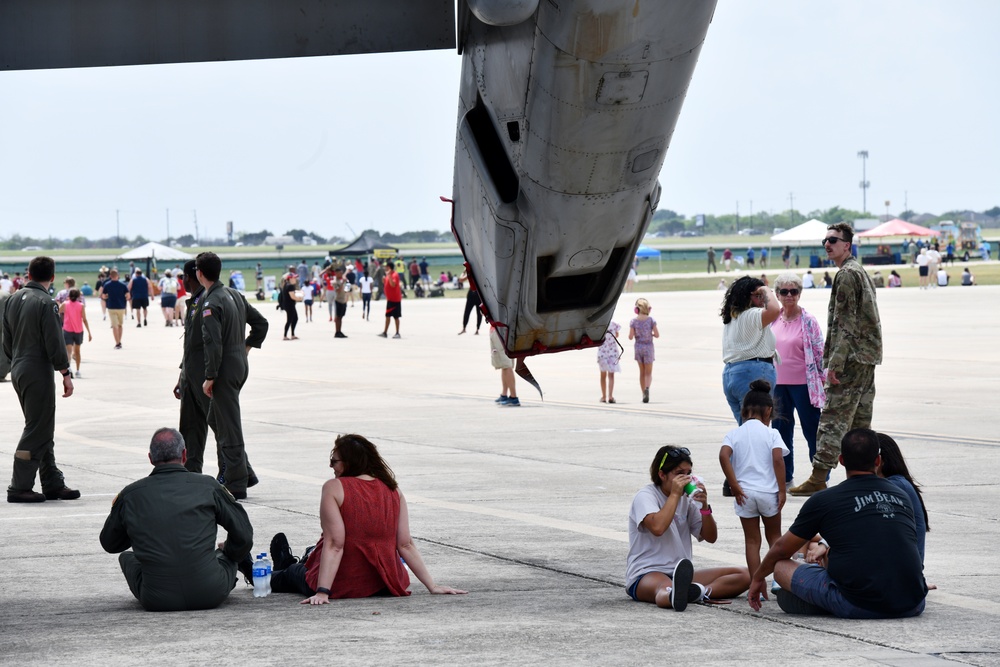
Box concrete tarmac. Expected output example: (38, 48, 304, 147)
(1, 285, 998, 666)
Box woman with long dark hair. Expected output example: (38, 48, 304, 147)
(269, 434, 467, 603)
(720, 276, 780, 423)
(876, 433, 929, 560)
(626, 445, 750, 611)
(278, 273, 302, 340)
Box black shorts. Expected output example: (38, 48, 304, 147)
(63, 330, 83, 346)
(335, 301, 347, 318)
(918, 266, 929, 277)
(386, 300, 401, 318)
(132, 298, 149, 309)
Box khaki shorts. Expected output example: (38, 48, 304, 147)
(108, 309, 126, 327)
(490, 329, 514, 370)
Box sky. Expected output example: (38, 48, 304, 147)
(1, 1, 997, 243)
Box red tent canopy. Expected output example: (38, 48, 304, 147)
(857, 219, 940, 237)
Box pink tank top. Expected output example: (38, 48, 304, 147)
(63, 300, 84, 333)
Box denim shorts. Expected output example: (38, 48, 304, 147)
(790, 563, 926, 619)
(626, 574, 648, 601)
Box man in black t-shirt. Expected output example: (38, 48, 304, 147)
(748, 428, 927, 618)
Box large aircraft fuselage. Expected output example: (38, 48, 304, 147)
(452, 0, 717, 356)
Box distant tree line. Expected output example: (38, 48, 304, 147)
(4, 206, 997, 251)
(649, 205, 1000, 236)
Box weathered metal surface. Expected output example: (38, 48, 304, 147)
(0, 0, 455, 70)
(452, 0, 717, 356)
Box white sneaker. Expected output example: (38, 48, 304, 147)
(74, 371, 81, 378)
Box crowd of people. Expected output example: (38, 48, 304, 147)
(0, 225, 951, 618)
(624, 222, 929, 618)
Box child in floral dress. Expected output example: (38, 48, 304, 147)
(597, 321, 621, 403)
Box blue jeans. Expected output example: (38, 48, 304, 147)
(772, 383, 821, 482)
(791, 563, 926, 619)
(722, 359, 776, 424)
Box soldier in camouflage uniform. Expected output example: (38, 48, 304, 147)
(790, 223, 882, 496)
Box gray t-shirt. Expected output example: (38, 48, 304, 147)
(626, 484, 703, 587)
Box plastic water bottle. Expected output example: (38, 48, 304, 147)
(252, 553, 270, 598)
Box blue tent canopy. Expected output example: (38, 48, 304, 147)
(635, 245, 663, 274)
(635, 245, 661, 258)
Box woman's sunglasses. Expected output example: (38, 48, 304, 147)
(778, 288, 800, 296)
(659, 447, 691, 470)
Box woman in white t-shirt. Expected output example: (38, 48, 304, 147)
(358, 271, 375, 321)
(720, 276, 780, 424)
(626, 446, 751, 611)
(719, 379, 789, 586)
(916, 248, 930, 289)
(158, 270, 179, 327)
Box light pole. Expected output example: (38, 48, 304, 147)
(858, 150, 870, 214)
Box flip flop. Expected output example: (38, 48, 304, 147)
(608, 398, 616, 404)
(600, 398, 607, 403)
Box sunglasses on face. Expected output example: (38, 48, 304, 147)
(778, 288, 800, 296)
(822, 237, 845, 246)
(659, 447, 691, 470)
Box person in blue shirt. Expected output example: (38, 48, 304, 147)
(100, 268, 130, 349)
(128, 269, 151, 327)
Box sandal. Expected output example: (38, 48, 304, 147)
(600, 398, 607, 403)
(608, 398, 616, 404)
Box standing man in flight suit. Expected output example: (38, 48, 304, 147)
(195, 252, 268, 499)
(4, 256, 80, 503)
(100, 427, 254, 611)
(174, 260, 263, 483)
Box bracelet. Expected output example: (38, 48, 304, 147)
(315, 587, 332, 596)
(817, 538, 830, 549)
(700, 506, 713, 516)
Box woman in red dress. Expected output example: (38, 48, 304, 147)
(270, 434, 467, 603)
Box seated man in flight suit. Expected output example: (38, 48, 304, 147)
(100, 427, 254, 611)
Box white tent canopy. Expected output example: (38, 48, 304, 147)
(770, 219, 829, 245)
(118, 241, 193, 261)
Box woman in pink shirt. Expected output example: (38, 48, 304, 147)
(769, 273, 826, 485)
(59, 288, 92, 378)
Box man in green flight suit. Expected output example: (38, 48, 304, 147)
(195, 252, 269, 499)
(0, 286, 11, 381)
(4, 256, 80, 503)
(174, 260, 264, 483)
(100, 427, 254, 611)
